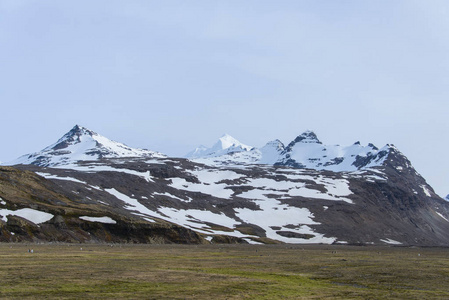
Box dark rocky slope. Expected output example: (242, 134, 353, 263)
(0, 166, 207, 244)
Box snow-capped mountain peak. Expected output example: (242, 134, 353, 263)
(215, 134, 252, 151)
(258, 140, 285, 164)
(46, 125, 96, 151)
(284, 131, 321, 153)
(279, 132, 390, 172)
(184, 145, 209, 158)
(185, 134, 253, 158)
(261, 139, 285, 151)
(293, 130, 321, 144)
(7, 125, 165, 167)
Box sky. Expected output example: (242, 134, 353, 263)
(0, 0, 448, 196)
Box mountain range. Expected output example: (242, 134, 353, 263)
(186, 130, 391, 172)
(1, 125, 448, 245)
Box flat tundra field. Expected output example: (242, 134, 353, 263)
(1, 244, 449, 299)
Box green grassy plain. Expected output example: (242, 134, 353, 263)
(0, 243, 449, 299)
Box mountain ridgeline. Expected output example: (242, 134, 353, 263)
(1, 125, 448, 246)
(186, 130, 392, 172)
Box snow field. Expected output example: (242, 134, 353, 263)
(169, 176, 234, 199)
(237, 176, 353, 203)
(102, 174, 337, 243)
(235, 198, 336, 243)
(157, 207, 240, 232)
(169, 167, 354, 203)
(104, 188, 162, 220)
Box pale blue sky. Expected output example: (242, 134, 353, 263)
(1, 0, 448, 196)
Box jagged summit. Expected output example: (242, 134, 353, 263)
(283, 131, 322, 154)
(71, 124, 92, 133)
(368, 143, 379, 151)
(49, 125, 96, 151)
(288, 130, 321, 146)
(69, 124, 92, 134)
(7, 125, 165, 167)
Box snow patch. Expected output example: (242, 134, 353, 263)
(380, 238, 402, 245)
(0, 208, 53, 224)
(104, 188, 162, 219)
(153, 192, 191, 203)
(57, 165, 154, 182)
(169, 177, 234, 199)
(142, 217, 155, 223)
(79, 216, 117, 224)
(36, 172, 89, 184)
(243, 238, 264, 245)
(191, 169, 244, 184)
(158, 207, 239, 230)
(436, 212, 449, 222)
(421, 185, 432, 197)
(334, 240, 348, 244)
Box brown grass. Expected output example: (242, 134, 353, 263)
(0, 243, 449, 299)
